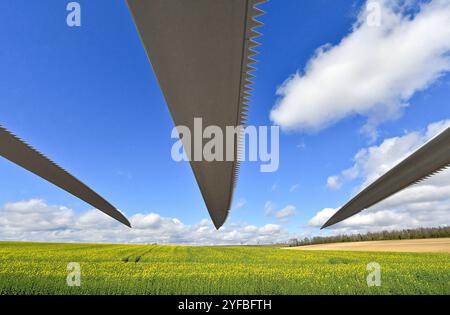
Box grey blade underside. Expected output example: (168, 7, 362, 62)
(322, 126, 450, 229)
(127, 0, 266, 229)
(0, 126, 131, 227)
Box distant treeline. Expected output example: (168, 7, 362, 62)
(288, 226, 450, 247)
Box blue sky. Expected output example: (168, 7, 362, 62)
(1, 0, 449, 244)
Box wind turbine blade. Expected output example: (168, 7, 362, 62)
(127, 0, 266, 229)
(0, 126, 131, 227)
(322, 126, 450, 229)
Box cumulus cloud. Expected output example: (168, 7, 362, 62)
(276, 205, 297, 221)
(308, 208, 338, 227)
(327, 176, 342, 190)
(0, 199, 74, 232)
(0, 199, 290, 245)
(270, 0, 450, 139)
(309, 120, 450, 234)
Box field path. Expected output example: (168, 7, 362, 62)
(285, 238, 450, 253)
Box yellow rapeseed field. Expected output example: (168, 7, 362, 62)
(0, 242, 448, 294)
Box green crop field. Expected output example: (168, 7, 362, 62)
(0, 242, 448, 295)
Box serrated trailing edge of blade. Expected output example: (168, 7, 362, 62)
(0, 125, 131, 227)
(321, 126, 450, 229)
(229, 0, 267, 205)
(0, 125, 74, 184)
(412, 163, 450, 185)
(0, 126, 69, 174)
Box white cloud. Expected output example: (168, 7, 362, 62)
(308, 208, 337, 227)
(234, 198, 247, 210)
(296, 142, 306, 150)
(0, 199, 290, 245)
(130, 213, 163, 229)
(271, 183, 278, 192)
(259, 224, 283, 234)
(289, 184, 300, 192)
(0, 199, 74, 232)
(309, 120, 450, 234)
(327, 176, 342, 190)
(270, 0, 450, 139)
(264, 201, 275, 216)
(340, 119, 450, 187)
(275, 205, 297, 221)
